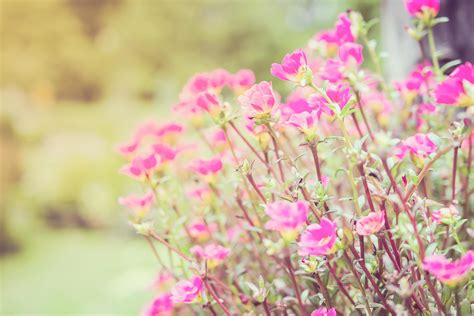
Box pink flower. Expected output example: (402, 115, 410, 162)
(404, 133, 437, 158)
(153, 143, 178, 162)
(335, 13, 355, 44)
(356, 212, 385, 236)
(338, 42, 363, 66)
(141, 294, 173, 316)
(150, 272, 174, 291)
(230, 69, 255, 93)
(416, 103, 436, 130)
(118, 190, 155, 211)
(287, 111, 320, 141)
(120, 152, 159, 179)
(184, 73, 210, 95)
(432, 205, 459, 224)
(264, 201, 308, 235)
(238, 81, 277, 118)
(116, 139, 140, 157)
(209, 68, 230, 91)
(320, 59, 344, 83)
(187, 220, 217, 240)
(271, 49, 310, 83)
(310, 85, 352, 115)
(423, 251, 474, 286)
(298, 218, 337, 257)
(171, 276, 203, 303)
(435, 62, 474, 106)
(190, 157, 223, 176)
(311, 307, 337, 316)
(187, 186, 212, 202)
(404, 0, 440, 17)
(196, 91, 221, 114)
(191, 244, 230, 265)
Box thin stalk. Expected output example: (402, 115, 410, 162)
(463, 134, 472, 217)
(263, 298, 271, 316)
(149, 231, 192, 262)
(326, 261, 363, 315)
(285, 256, 307, 316)
(452, 146, 459, 201)
(342, 252, 373, 316)
(203, 277, 232, 316)
(427, 26, 440, 76)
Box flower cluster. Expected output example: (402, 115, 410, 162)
(119, 2, 473, 315)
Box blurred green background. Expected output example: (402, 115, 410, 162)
(0, 0, 378, 314)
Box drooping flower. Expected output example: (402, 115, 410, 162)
(432, 205, 460, 224)
(423, 251, 474, 286)
(190, 157, 223, 176)
(298, 218, 337, 257)
(171, 276, 203, 303)
(118, 190, 155, 211)
(338, 42, 364, 66)
(230, 69, 255, 93)
(271, 49, 312, 85)
(435, 62, 474, 106)
(311, 307, 337, 316)
(356, 212, 385, 236)
(404, 0, 440, 18)
(191, 244, 230, 267)
(238, 81, 277, 121)
(264, 201, 308, 240)
(141, 293, 174, 316)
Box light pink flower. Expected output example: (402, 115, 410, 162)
(150, 271, 174, 291)
(191, 244, 230, 264)
(338, 42, 363, 66)
(238, 81, 277, 118)
(171, 276, 203, 303)
(264, 201, 308, 234)
(320, 59, 344, 83)
(190, 157, 223, 176)
(184, 73, 210, 95)
(152, 143, 178, 162)
(311, 307, 337, 316)
(120, 152, 159, 179)
(310, 85, 352, 115)
(209, 68, 230, 91)
(432, 205, 460, 224)
(141, 294, 173, 316)
(118, 190, 155, 211)
(187, 186, 212, 202)
(271, 49, 309, 82)
(404, 0, 440, 17)
(230, 69, 255, 93)
(404, 133, 437, 158)
(116, 139, 140, 157)
(416, 103, 436, 130)
(187, 220, 217, 240)
(287, 111, 320, 130)
(435, 62, 474, 106)
(423, 251, 474, 286)
(356, 212, 385, 236)
(298, 218, 337, 256)
(196, 91, 221, 114)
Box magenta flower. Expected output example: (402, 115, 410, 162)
(230, 69, 255, 93)
(209, 68, 230, 91)
(190, 157, 223, 176)
(264, 201, 308, 238)
(152, 143, 178, 162)
(271, 49, 310, 83)
(335, 13, 355, 43)
(320, 59, 344, 83)
(171, 276, 203, 303)
(311, 307, 337, 316)
(310, 85, 352, 115)
(404, 0, 440, 17)
(238, 81, 277, 119)
(187, 220, 218, 240)
(141, 293, 173, 316)
(298, 218, 337, 257)
(116, 139, 140, 157)
(338, 42, 364, 66)
(435, 62, 474, 106)
(432, 205, 459, 224)
(120, 152, 159, 179)
(356, 212, 385, 236)
(423, 251, 474, 286)
(415, 102, 436, 130)
(118, 190, 155, 211)
(404, 133, 437, 158)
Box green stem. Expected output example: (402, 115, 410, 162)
(427, 26, 440, 76)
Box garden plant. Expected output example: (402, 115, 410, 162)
(118, 1, 473, 315)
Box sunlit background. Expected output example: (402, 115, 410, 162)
(0, 0, 380, 314)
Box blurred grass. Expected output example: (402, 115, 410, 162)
(1, 228, 161, 315)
